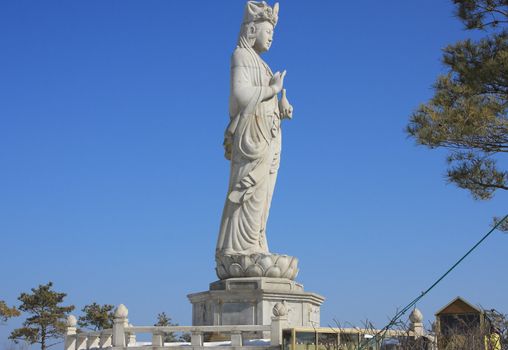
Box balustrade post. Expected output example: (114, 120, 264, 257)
(152, 331, 164, 347)
(271, 302, 289, 346)
(64, 315, 77, 350)
(409, 308, 425, 338)
(191, 331, 203, 347)
(230, 331, 243, 347)
(112, 304, 128, 348)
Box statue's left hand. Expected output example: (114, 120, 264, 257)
(279, 89, 293, 119)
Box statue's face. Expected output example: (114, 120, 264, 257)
(253, 21, 274, 53)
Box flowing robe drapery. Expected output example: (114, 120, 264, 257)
(216, 37, 281, 257)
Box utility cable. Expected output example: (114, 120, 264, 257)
(356, 214, 508, 350)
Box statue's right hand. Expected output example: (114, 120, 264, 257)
(270, 70, 286, 95)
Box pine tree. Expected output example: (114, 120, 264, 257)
(9, 282, 74, 350)
(154, 312, 178, 342)
(407, 0, 507, 201)
(0, 300, 20, 324)
(77, 303, 114, 331)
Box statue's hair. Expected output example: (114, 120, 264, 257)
(238, 21, 257, 47)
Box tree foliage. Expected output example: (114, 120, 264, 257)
(154, 312, 190, 343)
(9, 282, 74, 350)
(154, 312, 179, 342)
(455, 0, 508, 30)
(407, 0, 508, 200)
(77, 303, 114, 331)
(0, 300, 20, 324)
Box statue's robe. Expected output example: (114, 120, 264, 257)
(216, 37, 281, 257)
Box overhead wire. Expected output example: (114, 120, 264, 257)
(356, 214, 508, 350)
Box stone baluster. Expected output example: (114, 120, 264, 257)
(191, 331, 204, 347)
(64, 315, 77, 350)
(100, 331, 112, 348)
(112, 304, 128, 348)
(76, 333, 88, 350)
(87, 334, 100, 349)
(152, 331, 164, 347)
(126, 324, 136, 346)
(230, 331, 243, 347)
(271, 302, 289, 346)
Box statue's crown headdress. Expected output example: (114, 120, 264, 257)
(242, 1, 279, 27)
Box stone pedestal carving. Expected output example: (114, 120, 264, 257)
(216, 254, 299, 280)
(188, 277, 324, 337)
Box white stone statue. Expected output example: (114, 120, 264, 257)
(215, 1, 298, 280)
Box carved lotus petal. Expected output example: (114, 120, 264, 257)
(229, 263, 244, 277)
(215, 253, 299, 280)
(286, 266, 299, 280)
(258, 255, 274, 270)
(272, 302, 288, 317)
(266, 266, 281, 278)
(240, 255, 254, 269)
(246, 264, 264, 277)
(220, 255, 233, 266)
(275, 255, 290, 273)
(216, 265, 228, 280)
(250, 254, 261, 264)
(290, 257, 298, 269)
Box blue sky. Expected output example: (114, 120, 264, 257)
(1, 0, 507, 345)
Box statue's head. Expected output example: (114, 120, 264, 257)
(238, 1, 279, 53)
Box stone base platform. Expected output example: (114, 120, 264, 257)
(187, 277, 324, 337)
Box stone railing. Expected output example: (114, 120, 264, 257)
(64, 304, 287, 350)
